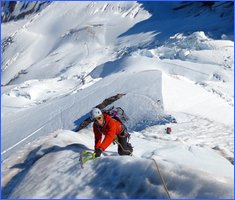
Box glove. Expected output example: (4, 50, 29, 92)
(95, 148, 102, 157)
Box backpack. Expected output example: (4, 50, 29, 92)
(102, 106, 129, 125)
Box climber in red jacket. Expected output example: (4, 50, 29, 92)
(90, 107, 133, 157)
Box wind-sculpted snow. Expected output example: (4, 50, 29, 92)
(1, 1, 233, 198)
(2, 130, 233, 199)
(2, 71, 166, 159)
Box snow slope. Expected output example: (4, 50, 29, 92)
(2, 129, 233, 199)
(1, 1, 234, 199)
(2, 2, 151, 86)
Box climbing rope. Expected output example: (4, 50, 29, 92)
(114, 138, 133, 156)
(151, 157, 171, 199)
(114, 138, 170, 198)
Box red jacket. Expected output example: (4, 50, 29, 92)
(93, 113, 123, 151)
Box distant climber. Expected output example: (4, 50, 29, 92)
(165, 127, 172, 134)
(90, 107, 133, 157)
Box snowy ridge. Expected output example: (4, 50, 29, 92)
(1, 1, 234, 199)
(1, 1, 50, 22)
(2, 70, 167, 159)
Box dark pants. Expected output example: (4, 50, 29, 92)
(117, 130, 133, 155)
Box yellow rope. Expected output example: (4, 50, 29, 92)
(151, 158, 171, 199)
(114, 138, 170, 198)
(114, 138, 133, 156)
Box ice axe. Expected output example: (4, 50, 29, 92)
(79, 151, 96, 168)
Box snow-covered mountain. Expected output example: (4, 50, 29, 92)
(1, 1, 50, 22)
(1, 1, 234, 199)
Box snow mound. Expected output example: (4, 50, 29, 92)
(2, 130, 233, 199)
(169, 31, 211, 50)
(6, 156, 233, 199)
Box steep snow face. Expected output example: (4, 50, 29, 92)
(2, 130, 233, 199)
(2, 70, 168, 160)
(1, 1, 234, 199)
